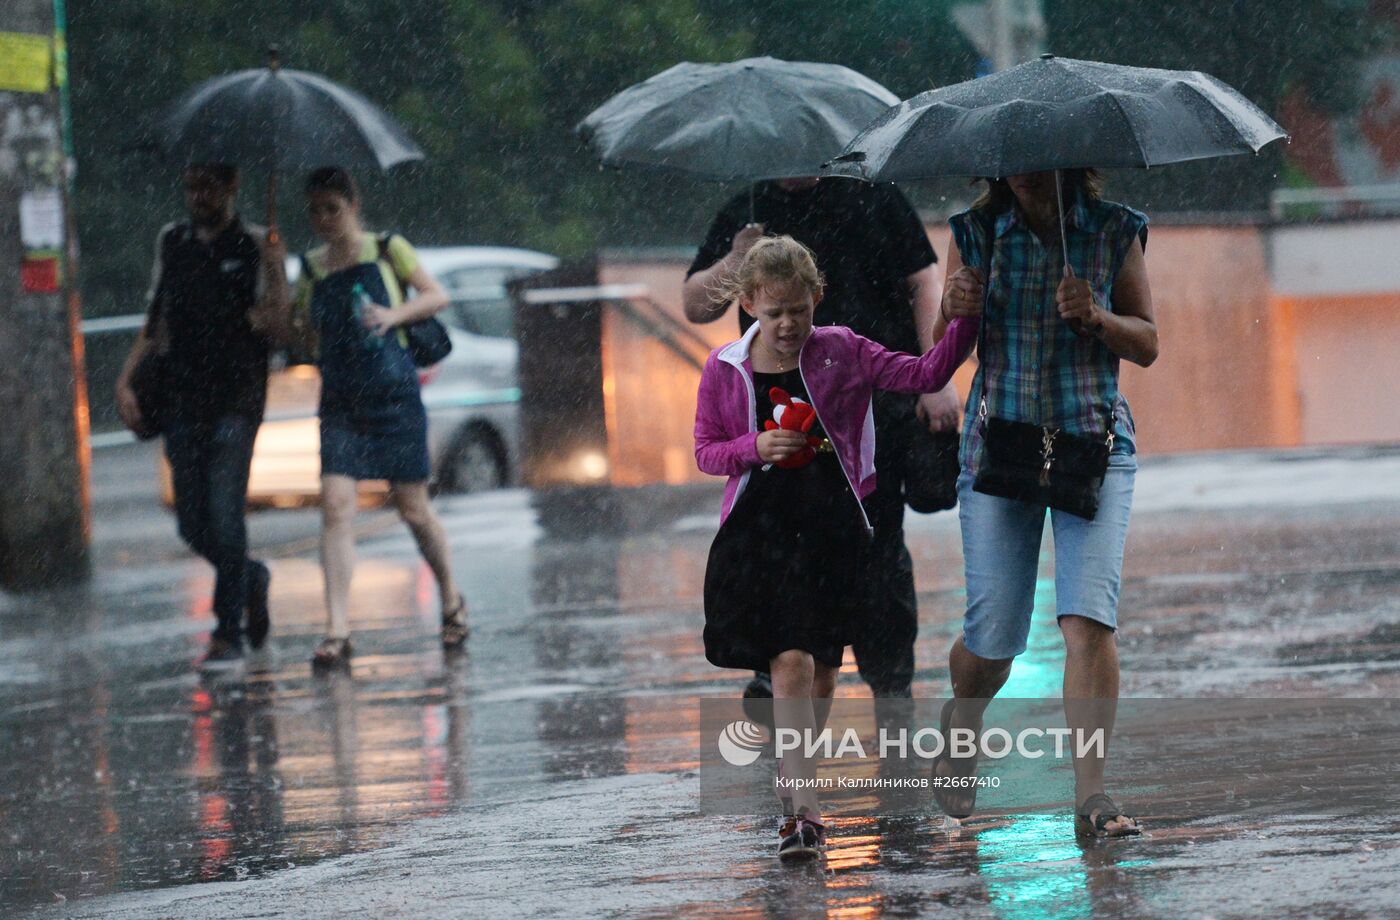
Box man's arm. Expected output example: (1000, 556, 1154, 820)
(115, 225, 173, 430)
(682, 222, 765, 324)
(910, 263, 942, 355)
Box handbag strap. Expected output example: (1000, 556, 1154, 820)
(969, 206, 1115, 444)
(299, 233, 411, 298)
(374, 233, 413, 302)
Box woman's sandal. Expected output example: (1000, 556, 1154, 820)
(440, 594, 469, 649)
(931, 697, 980, 819)
(1075, 793, 1141, 839)
(311, 636, 353, 669)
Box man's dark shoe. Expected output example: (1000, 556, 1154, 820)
(246, 561, 272, 650)
(743, 671, 772, 699)
(742, 671, 774, 729)
(199, 637, 244, 670)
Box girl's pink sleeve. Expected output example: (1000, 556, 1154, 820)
(694, 353, 762, 476)
(859, 317, 979, 394)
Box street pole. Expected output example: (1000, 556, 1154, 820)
(953, 0, 1046, 73)
(0, 0, 90, 589)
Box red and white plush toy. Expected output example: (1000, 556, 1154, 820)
(764, 386, 821, 469)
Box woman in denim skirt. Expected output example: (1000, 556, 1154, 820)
(288, 167, 468, 669)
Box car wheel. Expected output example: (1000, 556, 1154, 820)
(439, 428, 508, 494)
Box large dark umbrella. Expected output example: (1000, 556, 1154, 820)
(831, 54, 1286, 264)
(578, 57, 899, 218)
(143, 49, 424, 235)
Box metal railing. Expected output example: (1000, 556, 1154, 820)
(1270, 184, 1400, 220)
(521, 284, 712, 371)
(79, 314, 145, 335)
(79, 314, 144, 448)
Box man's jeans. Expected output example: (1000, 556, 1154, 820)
(164, 413, 259, 644)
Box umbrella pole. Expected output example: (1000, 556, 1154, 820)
(265, 46, 281, 245)
(266, 171, 279, 245)
(1056, 168, 1094, 338)
(1054, 168, 1070, 275)
(749, 182, 756, 224)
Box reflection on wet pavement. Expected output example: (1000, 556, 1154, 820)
(3, 478, 1400, 916)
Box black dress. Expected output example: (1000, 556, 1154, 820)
(703, 370, 872, 672)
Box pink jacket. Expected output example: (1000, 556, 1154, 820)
(694, 319, 979, 527)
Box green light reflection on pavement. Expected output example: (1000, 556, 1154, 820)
(972, 815, 1158, 919)
(1000, 547, 1063, 699)
(977, 814, 1091, 919)
(964, 535, 1161, 918)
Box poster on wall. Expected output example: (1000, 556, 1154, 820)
(19, 188, 64, 294)
(0, 31, 53, 94)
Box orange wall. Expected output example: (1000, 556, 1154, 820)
(1120, 225, 1298, 452)
(1284, 293, 1400, 444)
(599, 221, 1400, 486)
(598, 304, 708, 487)
(599, 262, 711, 486)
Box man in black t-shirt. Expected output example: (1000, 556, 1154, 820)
(116, 164, 287, 668)
(684, 177, 961, 697)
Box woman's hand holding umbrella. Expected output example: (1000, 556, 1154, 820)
(1056, 271, 1104, 334)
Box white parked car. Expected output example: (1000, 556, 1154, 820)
(204, 245, 558, 507)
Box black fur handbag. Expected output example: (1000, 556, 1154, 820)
(972, 396, 1112, 520)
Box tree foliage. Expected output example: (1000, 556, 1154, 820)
(67, 0, 1380, 318)
(1047, 0, 1387, 211)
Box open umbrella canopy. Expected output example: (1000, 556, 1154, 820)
(831, 54, 1287, 181)
(578, 56, 899, 182)
(143, 63, 424, 173)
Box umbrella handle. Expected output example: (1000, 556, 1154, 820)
(1061, 250, 1095, 337)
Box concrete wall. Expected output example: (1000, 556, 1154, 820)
(1268, 220, 1400, 445)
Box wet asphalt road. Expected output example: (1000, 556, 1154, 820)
(2, 443, 1399, 918)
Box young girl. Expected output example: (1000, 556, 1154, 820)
(694, 236, 978, 859)
(287, 166, 468, 668)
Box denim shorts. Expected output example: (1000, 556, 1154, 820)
(957, 453, 1136, 660)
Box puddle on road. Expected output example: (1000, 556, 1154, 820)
(3, 497, 1400, 915)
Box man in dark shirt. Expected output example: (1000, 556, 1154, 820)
(116, 164, 286, 667)
(684, 177, 961, 697)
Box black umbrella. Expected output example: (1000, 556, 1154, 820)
(143, 49, 424, 235)
(578, 57, 899, 218)
(831, 54, 1286, 264)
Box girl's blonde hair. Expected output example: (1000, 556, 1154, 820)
(710, 234, 825, 306)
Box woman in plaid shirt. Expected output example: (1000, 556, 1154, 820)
(931, 169, 1157, 839)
